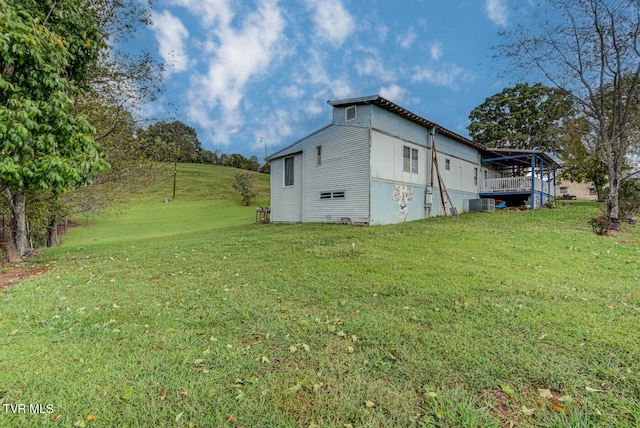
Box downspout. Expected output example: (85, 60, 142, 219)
(368, 109, 373, 224)
(426, 128, 435, 218)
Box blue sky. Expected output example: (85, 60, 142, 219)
(131, 0, 537, 160)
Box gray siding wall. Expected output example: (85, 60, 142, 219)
(301, 125, 370, 223)
(270, 154, 303, 223)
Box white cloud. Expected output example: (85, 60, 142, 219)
(379, 84, 410, 104)
(397, 27, 416, 49)
(355, 55, 395, 83)
(307, 0, 356, 47)
(150, 10, 190, 74)
(185, 0, 287, 145)
(486, 0, 508, 26)
(412, 64, 475, 91)
(430, 42, 443, 61)
(170, 0, 234, 28)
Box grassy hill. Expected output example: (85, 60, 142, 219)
(1, 165, 639, 427)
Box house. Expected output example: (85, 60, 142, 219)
(266, 95, 559, 225)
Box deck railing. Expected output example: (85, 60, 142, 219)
(481, 177, 547, 193)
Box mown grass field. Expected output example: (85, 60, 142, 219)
(1, 163, 639, 427)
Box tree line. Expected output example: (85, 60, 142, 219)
(0, 0, 267, 262)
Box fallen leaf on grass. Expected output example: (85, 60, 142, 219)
(226, 415, 238, 423)
(586, 386, 604, 392)
(521, 405, 535, 416)
(538, 388, 553, 399)
(365, 400, 376, 408)
(175, 411, 184, 422)
(86, 414, 95, 421)
(607, 305, 614, 309)
(52, 414, 62, 422)
(160, 389, 167, 400)
(261, 356, 270, 363)
(552, 403, 570, 414)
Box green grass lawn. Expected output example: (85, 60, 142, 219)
(1, 164, 639, 427)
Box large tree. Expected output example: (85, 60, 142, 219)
(468, 83, 574, 152)
(501, 0, 640, 228)
(0, 0, 108, 257)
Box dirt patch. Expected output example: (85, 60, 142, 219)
(0, 266, 49, 290)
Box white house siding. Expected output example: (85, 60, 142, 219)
(269, 154, 303, 223)
(431, 134, 481, 215)
(369, 130, 429, 224)
(301, 125, 371, 223)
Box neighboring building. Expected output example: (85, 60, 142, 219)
(556, 180, 598, 200)
(266, 95, 559, 225)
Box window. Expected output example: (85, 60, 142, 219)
(346, 105, 356, 121)
(316, 146, 321, 166)
(560, 186, 568, 194)
(403, 146, 418, 174)
(320, 191, 345, 200)
(445, 158, 451, 171)
(474, 168, 478, 186)
(284, 156, 294, 186)
(589, 187, 597, 195)
(484, 170, 488, 180)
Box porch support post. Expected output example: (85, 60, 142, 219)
(540, 158, 545, 207)
(531, 155, 536, 209)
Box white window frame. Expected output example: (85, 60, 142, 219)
(403, 146, 418, 174)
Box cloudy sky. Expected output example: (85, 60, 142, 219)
(133, 0, 536, 159)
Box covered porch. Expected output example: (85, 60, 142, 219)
(479, 149, 560, 209)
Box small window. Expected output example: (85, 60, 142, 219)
(332, 191, 345, 199)
(403, 146, 418, 174)
(284, 156, 294, 186)
(589, 187, 596, 195)
(445, 158, 451, 171)
(474, 168, 478, 186)
(320, 191, 332, 199)
(484, 170, 488, 180)
(346, 105, 356, 121)
(411, 147, 418, 174)
(316, 146, 322, 166)
(560, 186, 568, 194)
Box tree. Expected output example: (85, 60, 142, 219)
(468, 83, 574, 152)
(558, 116, 609, 200)
(232, 172, 260, 206)
(0, 0, 108, 257)
(501, 0, 640, 228)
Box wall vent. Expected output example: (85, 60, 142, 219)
(345, 105, 356, 121)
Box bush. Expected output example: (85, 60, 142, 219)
(232, 171, 260, 206)
(589, 216, 611, 236)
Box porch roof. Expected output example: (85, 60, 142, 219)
(482, 149, 561, 170)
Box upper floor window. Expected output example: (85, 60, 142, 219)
(403, 146, 418, 174)
(284, 156, 294, 186)
(445, 158, 451, 171)
(474, 168, 478, 186)
(316, 146, 322, 166)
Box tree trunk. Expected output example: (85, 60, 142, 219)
(13, 190, 29, 257)
(47, 219, 58, 248)
(1, 214, 21, 264)
(607, 164, 621, 231)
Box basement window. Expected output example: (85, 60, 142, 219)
(345, 105, 356, 122)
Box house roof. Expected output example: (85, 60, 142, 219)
(267, 95, 560, 169)
(328, 95, 486, 152)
